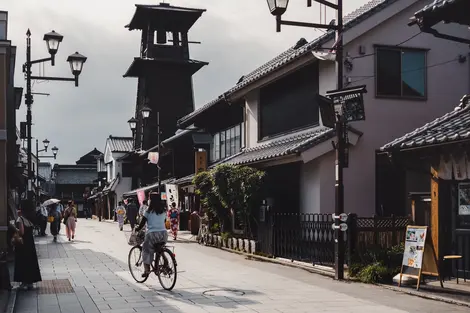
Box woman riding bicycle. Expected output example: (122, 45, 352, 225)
(134, 193, 167, 277)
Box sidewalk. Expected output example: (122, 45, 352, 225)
(13, 232, 166, 313)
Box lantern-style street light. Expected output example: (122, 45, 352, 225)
(140, 106, 152, 119)
(267, 0, 289, 16)
(127, 117, 137, 131)
(51, 146, 59, 157)
(24, 28, 87, 203)
(42, 139, 50, 151)
(43, 30, 63, 65)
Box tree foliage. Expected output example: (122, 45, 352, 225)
(193, 164, 265, 237)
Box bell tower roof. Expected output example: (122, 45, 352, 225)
(126, 3, 206, 32)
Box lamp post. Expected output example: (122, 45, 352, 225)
(24, 29, 87, 203)
(266, 0, 348, 279)
(35, 139, 58, 200)
(127, 117, 138, 148)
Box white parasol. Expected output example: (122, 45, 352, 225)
(42, 198, 61, 206)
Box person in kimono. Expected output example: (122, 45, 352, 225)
(167, 202, 180, 240)
(115, 201, 126, 231)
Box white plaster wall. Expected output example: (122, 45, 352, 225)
(244, 90, 259, 149)
(300, 159, 321, 214)
(115, 177, 132, 202)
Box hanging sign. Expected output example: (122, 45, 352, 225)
(399, 226, 443, 290)
(165, 184, 179, 210)
(137, 190, 146, 206)
(195, 151, 207, 174)
(148, 152, 159, 164)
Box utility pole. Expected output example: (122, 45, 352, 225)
(25, 30, 33, 202)
(334, 0, 345, 281)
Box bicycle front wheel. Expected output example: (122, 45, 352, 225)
(128, 245, 148, 283)
(156, 248, 177, 291)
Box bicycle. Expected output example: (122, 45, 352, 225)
(197, 215, 209, 245)
(128, 236, 177, 291)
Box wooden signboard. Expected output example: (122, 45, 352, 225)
(195, 151, 207, 174)
(399, 225, 443, 290)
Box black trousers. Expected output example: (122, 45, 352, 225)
(40, 216, 47, 235)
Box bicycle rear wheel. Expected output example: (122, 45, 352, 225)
(156, 248, 177, 291)
(128, 246, 148, 283)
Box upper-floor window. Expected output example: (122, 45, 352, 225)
(259, 63, 319, 140)
(210, 123, 244, 162)
(376, 47, 426, 99)
(122, 163, 132, 178)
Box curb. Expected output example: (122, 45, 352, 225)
(205, 245, 336, 278)
(378, 284, 470, 308)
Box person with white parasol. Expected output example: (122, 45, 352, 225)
(42, 198, 61, 242)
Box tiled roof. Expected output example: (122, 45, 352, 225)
(381, 95, 470, 151)
(54, 169, 97, 185)
(108, 136, 133, 152)
(414, 0, 459, 16)
(178, 0, 398, 127)
(223, 127, 335, 166)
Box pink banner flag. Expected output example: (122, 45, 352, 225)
(137, 190, 146, 206)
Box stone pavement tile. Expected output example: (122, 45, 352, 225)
(100, 309, 136, 313)
(108, 301, 154, 310)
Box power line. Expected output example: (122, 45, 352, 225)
(349, 32, 423, 60)
(348, 57, 460, 85)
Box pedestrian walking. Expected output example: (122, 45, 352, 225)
(56, 201, 64, 234)
(13, 202, 42, 290)
(48, 203, 61, 242)
(115, 202, 126, 231)
(126, 198, 138, 231)
(135, 193, 168, 277)
(168, 202, 180, 240)
(64, 201, 77, 241)
(36, 203, 48, 236)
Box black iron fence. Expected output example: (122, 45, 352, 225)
(257, 212, 410, 267)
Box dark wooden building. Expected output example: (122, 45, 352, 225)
(53, 148, 101, 217)
(122, 2, 208, 189)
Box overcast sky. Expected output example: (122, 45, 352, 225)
(5, 0, 371, 164)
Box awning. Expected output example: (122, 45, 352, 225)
(102, 175, 120, 195)
(122, 178, 177, 197)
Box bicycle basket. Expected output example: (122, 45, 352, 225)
(127, 230, 145, 246)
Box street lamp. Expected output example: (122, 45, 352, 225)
(67, 52, 87, 86)
(51, 146, 59, 158)
(265, 0, 349, 280)
(128, 117, 137, 131)
(42, 139, 50, 151)
(24, 29, 87, 203)
(43, 30, 63, 65)
(140, 106, 152, 119)
(267, 0, 289, 16)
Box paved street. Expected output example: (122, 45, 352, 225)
(14, 219, 469, 313)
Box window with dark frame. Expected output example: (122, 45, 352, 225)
(259, 63, 319, 140)
(209, 124, 244, 163)
(376, 47, 426, 99)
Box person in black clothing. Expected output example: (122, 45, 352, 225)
(14, 201, 42, 290)
(126, 198, 138, 231)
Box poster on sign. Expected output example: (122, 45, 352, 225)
(165, 184, 179, 210)
(137, 190, 146, 206)
(399, 226, 443, 290)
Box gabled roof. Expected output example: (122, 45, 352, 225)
(178, 0, 399, 127)
(107, 136, 133, 153)
(54, 168, 97, 185)
(381, 95, 470, 151)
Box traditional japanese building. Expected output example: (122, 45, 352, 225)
(122, 2, 208, 189)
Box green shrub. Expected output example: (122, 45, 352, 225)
(349, 243, 404, 284)
(357, 262, 389, 283)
